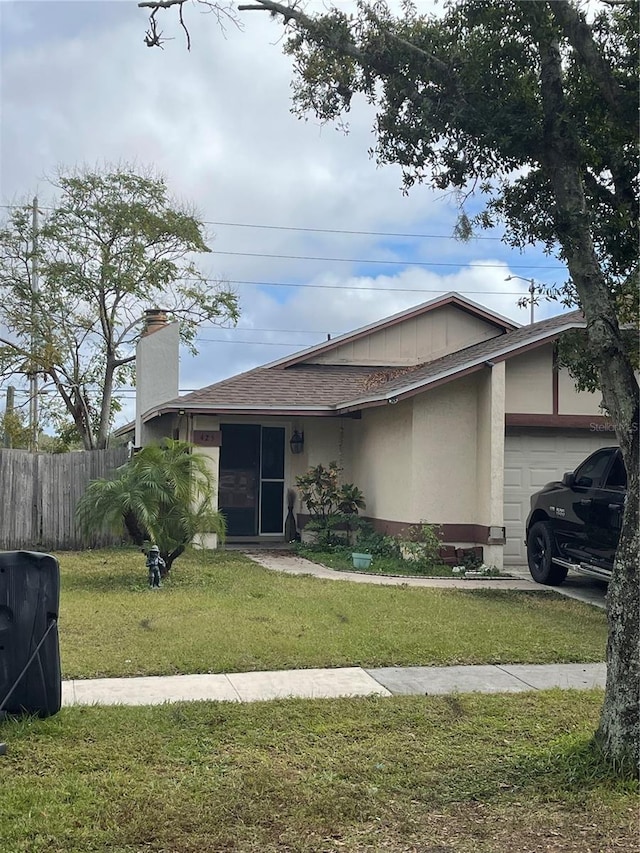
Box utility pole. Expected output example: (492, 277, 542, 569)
(29, 196, 39, 452)
(3, 386, 15, 448)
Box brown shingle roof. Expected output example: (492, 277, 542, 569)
(142, 309, 585, 421)
(163, 364, 387, 411)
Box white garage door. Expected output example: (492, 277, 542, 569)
(503, 431, 618, 564)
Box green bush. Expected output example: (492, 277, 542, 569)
(352, 518, 401, 558)
(399, 521, 443, 567)
(297, 463, 366, 547)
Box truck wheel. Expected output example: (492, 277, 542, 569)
(527, 521, 568, 585)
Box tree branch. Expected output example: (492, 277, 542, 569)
(138, 0, 187, 7)
(238, 0, 450, 73)
(547, 0, 629, 120)
(138, 0, 238, 48)
(112, 353, 137, 369)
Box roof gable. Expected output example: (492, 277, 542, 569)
(264, 292, 519, 370)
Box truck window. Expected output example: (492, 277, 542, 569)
(574, 449, 615, 488)
(605, 454, 626, 490)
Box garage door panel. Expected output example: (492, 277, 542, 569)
(503, 468, 522, 487)
(503, 432, 617, 565)
(530, 468, 560, 488)
(503, 501, 522, 522)
(504, 536, 525, 558)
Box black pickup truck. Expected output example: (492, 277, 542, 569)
(525, 446, 625, 585)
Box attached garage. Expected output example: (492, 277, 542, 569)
(503, 429, 619, 564)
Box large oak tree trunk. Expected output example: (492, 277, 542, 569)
(538, 25, 639, 772)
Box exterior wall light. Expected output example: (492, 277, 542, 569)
(290, 430, 304, 454)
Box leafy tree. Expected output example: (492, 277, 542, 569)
(142, 0, 639, 772)
(76, 438, 226, 570)
(0, 166, 239, 450)
(1, 406, 31, 449)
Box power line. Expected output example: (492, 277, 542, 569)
(201, 326, 324, 334)
(0, 207, 545, 262)
(218, 279, 536, 294)
(205, 219, 505, 241)
(213, 250, 562, 270)
(0, 205, 504, 242)
(195, 338, 316, 345)
(1, 203, 560, 269)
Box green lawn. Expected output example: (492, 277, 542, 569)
(57, 549, 607, 679)
(0, 691, 636, 853)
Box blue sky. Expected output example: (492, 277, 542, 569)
(0, 0, 571, 425)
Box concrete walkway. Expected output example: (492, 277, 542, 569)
(243, 550, 607, 608)
(61, 663, 607, 707)
(244, 550, 542, 590)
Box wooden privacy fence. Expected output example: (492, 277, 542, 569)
(0, 447, 129, 551)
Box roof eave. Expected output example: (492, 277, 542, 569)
(335, 320, 586, 410)
(141, 402, 338, 423)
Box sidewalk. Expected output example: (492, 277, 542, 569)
(62, 662, 607, 707)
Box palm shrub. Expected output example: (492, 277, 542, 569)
(76, 438, 226, 571)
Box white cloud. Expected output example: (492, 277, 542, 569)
(0, 0, 568, 429)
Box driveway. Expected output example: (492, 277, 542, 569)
(506, 565, 607, 609)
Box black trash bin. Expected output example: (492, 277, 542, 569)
(0, 551, 61, 717)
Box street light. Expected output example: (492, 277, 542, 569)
(505, 275, 537, 325)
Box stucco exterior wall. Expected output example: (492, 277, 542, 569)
(142, 414, 176, 445)
(302, 418, 343, 470)
(349, 398, 415, 523)
(410, 376, 481, 525)
(505, 345, 553, 413)
(135, 322, 180, 446)
(557, 368, 603, 415)
(476, 362, 506, 528)
(312, 305, 502, 366)
(345, 375, 489, 527)
(475, 363, 506, 568)
(344, 370, 505, 562)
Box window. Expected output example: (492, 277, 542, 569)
(605, 453, 626, 490)
(574, 449, 615, 489)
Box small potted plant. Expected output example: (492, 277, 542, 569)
(352, 552, 373, 570)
